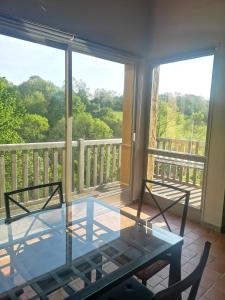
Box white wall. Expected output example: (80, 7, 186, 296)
(0, 0, 149, 55)
(148, 0, 225, 230)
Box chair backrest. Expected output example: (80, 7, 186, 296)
(4, 181, 63, 224)
(153, 241, 211, 300)
(137, 179, 190, 236)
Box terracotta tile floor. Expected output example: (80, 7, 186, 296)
(119, 202, 225, 300)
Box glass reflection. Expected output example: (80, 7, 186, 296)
(0, 198, 182, 299)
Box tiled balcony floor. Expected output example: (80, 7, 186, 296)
(152, 180, 202, 210)
(97, 190, 225, 300)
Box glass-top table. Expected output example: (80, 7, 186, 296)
(0, 197, 183, 299)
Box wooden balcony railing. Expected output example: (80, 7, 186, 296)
(0, 137, 205, 213)
(149, 138, 206, 187)
(0, 139, 122, 211)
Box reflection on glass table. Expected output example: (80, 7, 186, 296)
(0, 197, 183, 300)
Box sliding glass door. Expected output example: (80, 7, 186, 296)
(0, 31, 135, 217)
(0, 34, 66, 217)
(146, 54, 214, 213)
(71, 52, 133, 204)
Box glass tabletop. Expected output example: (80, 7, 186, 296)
(0, 197, 183, 300)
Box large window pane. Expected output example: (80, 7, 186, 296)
(71, 52, 127, 194)
(147, 55, 214, 210)
(0, 34, 65, 216)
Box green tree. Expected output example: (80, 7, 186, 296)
(23, 91, 48, 116)
(47, 90, 65, 126)
(19, 114, 49, 142)
(99, 108, 122, 138)
(73, 79, 90, 106)
(73, 112, 113, 139)
(0, 77, 24, 143)
(49, 112, 113, 141)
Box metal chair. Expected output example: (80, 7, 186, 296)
(136, 179, 190, 285)
(93, 241, 211, 300)
(4, 181, 63, 224)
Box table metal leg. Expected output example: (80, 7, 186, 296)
(169, 243, 182, 286)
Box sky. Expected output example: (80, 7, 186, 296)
(158, 55, 214, 100)
(0, 34, 124, 95)
(0, 34, 214, 99)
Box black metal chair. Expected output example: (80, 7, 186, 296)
(136, 179, 190, 285)
(94, 241, 211, 300)
(4, 181, 63, 224)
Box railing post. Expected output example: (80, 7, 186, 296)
(78, 139, 85, 193)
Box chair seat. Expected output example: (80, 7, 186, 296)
(136, 260, 169, 282)
(94, 277, 154, 300)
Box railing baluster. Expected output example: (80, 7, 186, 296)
(93, 146, 98, 187)
(106, 145, 111, 183)
(193, 142, 199, 185)
(11, 151, 17, 200)
(186, 141, 191, 184)
(155, 160, 159, 177)
(22, 150, 28, 202)
(78, 139, 84, 193)
(33, 150, 39, 199)
(161, 163, 165, 182)
(86, 147, 91, 188)
(0, 152, 5, 207)
(100, 146, 104, 184)
(118, 144, 122, 180)
(179, 166, 183, 182)
(53, 149, 58, 182)
(112, 145, 117, 181)
(173, 165, 177, 181)
(44, 149, 49, 197)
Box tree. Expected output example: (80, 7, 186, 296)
(73, 79, 90, 106)
(19, 75, 58, 103)
(23, 91, 48, 116)
(47, 90, 65, 126)
(73, 112, 113, 139)
(19, 75, 61, 116)
(89, 89, 122, 112)
(0, 77, 24, 144)
(99, 108, 122, 138)
(49, 112, 113, 141)
(19, 114, 49, 142)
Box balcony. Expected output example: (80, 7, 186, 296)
(149, 138, 205, 210)
(0, 137, 204, 218)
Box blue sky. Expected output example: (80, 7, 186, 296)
(0, 34, 214, 99)
(0, 34, 124, 95)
